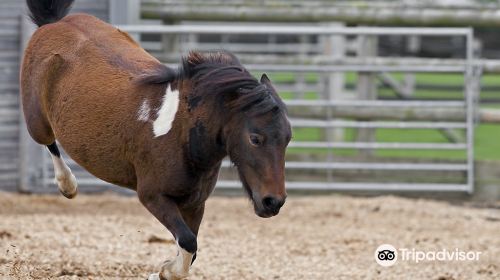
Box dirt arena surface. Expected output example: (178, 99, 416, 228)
(0, 192, 499, 280)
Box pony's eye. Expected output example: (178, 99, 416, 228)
(249, 133, 264, 147)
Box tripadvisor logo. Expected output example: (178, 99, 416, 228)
(374, 244, 482, 267)
(375, 244, 398, 267)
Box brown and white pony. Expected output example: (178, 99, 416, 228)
(21, 0, 291, 279)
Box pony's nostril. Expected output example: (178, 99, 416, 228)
(262, 196, 278, 210)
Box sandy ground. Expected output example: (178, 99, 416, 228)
(0, 192, 499, 280)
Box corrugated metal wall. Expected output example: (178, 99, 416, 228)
(0, 0, 110, 191)
(0, 1, 24, 191)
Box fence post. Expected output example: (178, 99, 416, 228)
(356, 34, 378, 156)
(404, 35, 419, 97)
(294, 34, 310, 99)
(18, 15, 44, 193)
(320, 22, 345, 184)
(322, 22, 346, 142)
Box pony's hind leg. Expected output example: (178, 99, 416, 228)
(47, 142, 78, 199)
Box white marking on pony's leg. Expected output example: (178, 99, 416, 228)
(48, 149, 78, 199)
(147, 273, 160, 280)
(151, 241, 193, 280)
(153, 84, 180, 137)
(171, 241, 194, 278)
(137, 99, 151, 122)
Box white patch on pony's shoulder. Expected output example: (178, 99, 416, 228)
(137, 99, 151, 122)
(153, 85, 180, 137)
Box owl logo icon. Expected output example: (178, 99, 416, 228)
(374, 244, 398, 266)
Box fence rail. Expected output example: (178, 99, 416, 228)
(119, 25, 472, 36)
(289, 142, 467, 150)
(220, 161, 469, 171)
(285, 100, 466, 108)
(291, 119, 468, 129)
(216, 181, 471, 192)
(141, 0, 500, 27)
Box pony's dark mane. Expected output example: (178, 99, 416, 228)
(136, 51, 284, 116)
(179, 51, 284, 116)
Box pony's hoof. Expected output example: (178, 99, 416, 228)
(59, 187, 78, 199)
(148, 273, 161, 280)
(149, 266, 188, 280)
(56, 174, 78, 199)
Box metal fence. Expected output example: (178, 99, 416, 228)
(13, 23, 481, 194)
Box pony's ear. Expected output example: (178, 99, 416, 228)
(260, 73, 271, 85)
(260, 73, 279, 95)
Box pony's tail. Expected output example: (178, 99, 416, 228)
(27, 0, 75, 27)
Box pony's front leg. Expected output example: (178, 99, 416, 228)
(138, 191, 196, 280)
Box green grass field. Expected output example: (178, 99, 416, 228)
(259, 72, 500, 161)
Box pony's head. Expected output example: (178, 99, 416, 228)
(224, 74, 291, 218)
(181, 51, 291, 218)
